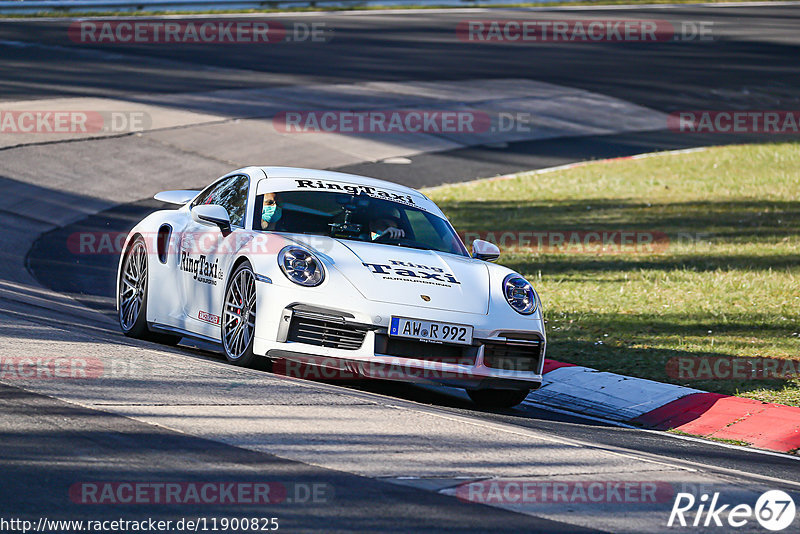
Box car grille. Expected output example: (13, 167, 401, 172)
(482, 339, 544, 373)
(286, 315, 368, 350)
(378, 337, 477, 366)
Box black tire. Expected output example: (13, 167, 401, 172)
(466, 388, 530, 409)
(118, 236, 180, 345)
(221, 261, 258, 367)
(119, 236, 151, 338)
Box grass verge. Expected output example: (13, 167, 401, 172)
(667, 429, 751, 447)
(425, 142, 800, 407)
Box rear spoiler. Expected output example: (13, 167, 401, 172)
(154, 190, 199, 205)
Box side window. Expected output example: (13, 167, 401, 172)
(192, 175, 249, 228)
(192, 178, 225, 208)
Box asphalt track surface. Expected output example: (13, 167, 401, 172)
(2, 4, 800, 533)
(24, 198, 800, 481)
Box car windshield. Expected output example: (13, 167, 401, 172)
(260, 190, 469, 257)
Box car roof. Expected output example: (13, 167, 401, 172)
(254, 166, 426, 199)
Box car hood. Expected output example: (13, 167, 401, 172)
(287, 235, 490, 315)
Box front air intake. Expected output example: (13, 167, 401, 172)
(286, 313, 367, 350)
(482, 338, 544, 373)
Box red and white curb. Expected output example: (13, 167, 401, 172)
(529, 359, 800, 453)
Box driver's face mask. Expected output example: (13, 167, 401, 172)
(262, 203, 282, 223)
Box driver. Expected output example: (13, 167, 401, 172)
(368, 213, 405, 241)
(260, 192, 282, 230)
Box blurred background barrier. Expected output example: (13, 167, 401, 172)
(0, 0, 579, 14)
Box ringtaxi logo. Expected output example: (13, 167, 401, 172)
(668, 111, 800, 134)
(68, 20, 326, 44)
(668, 490, 796, 530)
(457, 20, 712, 43)
(0, 111, 150, 134)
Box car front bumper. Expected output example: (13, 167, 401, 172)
(253, 284, 545, 391)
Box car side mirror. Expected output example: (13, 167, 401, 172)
(191, 204, 232, 236)
(472, 239, 500, 262)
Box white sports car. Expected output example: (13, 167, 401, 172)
(117, 167, 546, 408)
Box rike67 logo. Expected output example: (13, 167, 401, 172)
(668, 490, 796, 531)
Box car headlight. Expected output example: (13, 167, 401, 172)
(503, 274, 538, 315)
(278, 246, 324, 287)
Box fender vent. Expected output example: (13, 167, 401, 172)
(157, 224, 172, 264)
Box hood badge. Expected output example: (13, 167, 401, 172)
(420, 295, 431, 302)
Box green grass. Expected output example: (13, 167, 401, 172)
(0, 0, 789, 18)
(667, 429, 751, 447)
(425, 142, 800, 407)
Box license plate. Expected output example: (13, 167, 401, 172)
(389, 317, 473, 345)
